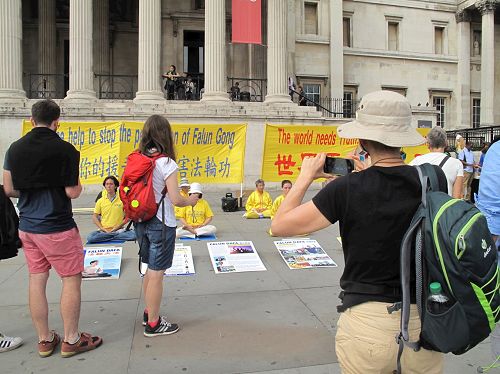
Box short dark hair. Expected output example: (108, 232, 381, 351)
(281, 180, 292, 188)
(103, 176, 119, 189)
(255, 179, 265, 186)
(362, 140, 400, 153)
(31, 99, 60, 126)
(90, 260, 98, 265)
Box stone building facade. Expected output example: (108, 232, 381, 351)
(0, 0, 498, 187)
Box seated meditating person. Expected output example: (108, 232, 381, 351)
(244, 179, 273, 219)
(270, 180, 292, 219)
(86, 176, 136, 243)
(176, 183, 217, 238)
(269, 180, 292, 236)
(174, 177, 190, 219)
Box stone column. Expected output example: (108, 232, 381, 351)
(93, 0, 110, 76)
(455, 10, 471, 129)
(38, 0, 57, 98)
(133, 0, 164, 104)
(201, 0, 229, 102)
(477, 0, 496, 126)
(330, 0, 344, 101)
(65, 0, 96, 101)
(265, 0, 291, 104)
(0, 0, 26, 104)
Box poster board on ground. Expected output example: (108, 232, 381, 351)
(207, 241, 267, 274)
(140, 244, 195, 276)
(274, 239, 337, 269)
(83, 247, 122, 280)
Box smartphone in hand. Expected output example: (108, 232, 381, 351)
(323, 157, 355, 176)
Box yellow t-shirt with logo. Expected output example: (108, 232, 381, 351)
(174, 190, 189, 219)
(178, 199, 214, 226)
(94, 193, 125, 229)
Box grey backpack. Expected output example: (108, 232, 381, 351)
(395, 163, 499, 373)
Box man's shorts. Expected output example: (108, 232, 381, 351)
(135, 216, 175, 271)
(19, 227, 84, 277)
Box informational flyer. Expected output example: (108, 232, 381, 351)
(274, 239, 337, 269)
(140, 244, 195, 276)
(207, 241, 267, 274)
(83, 247, 122, 280)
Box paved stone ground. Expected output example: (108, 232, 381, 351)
(0, 190, 495, 374)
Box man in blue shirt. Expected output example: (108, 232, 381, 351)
(458, 141, 475, 201)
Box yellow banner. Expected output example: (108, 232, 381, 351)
(22, 121, 247, 184)
(261, 124, 430, 182)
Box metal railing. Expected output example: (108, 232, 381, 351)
(446, 126, 500, 151)
(26, 73, 67, 99)
(291, 90, 359, 118)
(95, 74, 137, 100)
(318, 97, 359, 118)
(227, 77, 267, 102)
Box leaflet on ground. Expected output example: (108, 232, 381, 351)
(274, 239, 337, 269)
(207, 241, 267, 274)
(140, 244, 195, 276)
(83, 247, 122, 280)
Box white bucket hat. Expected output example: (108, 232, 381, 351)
(179, 178, 190, 187)
(189, 182, 203, 195)
(337, 90, 425, 147)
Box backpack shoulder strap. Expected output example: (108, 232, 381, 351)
(417, 163, 440, 193)
(438, 155, 450, 169)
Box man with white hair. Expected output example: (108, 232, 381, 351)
(410, 126, 464, 198)
(176, 183, 217, 239)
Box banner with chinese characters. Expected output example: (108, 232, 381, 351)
(23, 121, 247, 184)
(261, 124, 429, 182)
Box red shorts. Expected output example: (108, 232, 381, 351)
(19, 227, 84, 277)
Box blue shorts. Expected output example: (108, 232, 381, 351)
(135, 217, 176, 271)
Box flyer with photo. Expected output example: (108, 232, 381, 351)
(140, 244, 195, 276)
(83, 247, 122, 280)
(207, 241, 267, 274)
(274, 239, 337, 269)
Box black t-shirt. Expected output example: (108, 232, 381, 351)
(4, 150, 76, 234)
(312, 165, 447, 310)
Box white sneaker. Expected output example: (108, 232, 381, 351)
(0, 333, 23, 352)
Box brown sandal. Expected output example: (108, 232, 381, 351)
(61, 332, 102, 358)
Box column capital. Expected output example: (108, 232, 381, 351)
(455, 9, 472, 23)
(476, 0, 497, 15)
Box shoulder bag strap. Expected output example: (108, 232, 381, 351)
(438, 155, 450, 169)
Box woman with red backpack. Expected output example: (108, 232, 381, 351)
(132, 115, 198, 337)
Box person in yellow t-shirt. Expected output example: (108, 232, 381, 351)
(174, 177, 190, 219)
(87, 176, 136, 243)
(270, 180, 292, 219)
(244, 179, 273, 219)
(176, 183, 217, 239)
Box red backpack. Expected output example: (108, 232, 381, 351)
(120, 150, 166, 223)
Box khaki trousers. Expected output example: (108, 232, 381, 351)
(462, 171, 473, 201)
(335, 302, 443, 374)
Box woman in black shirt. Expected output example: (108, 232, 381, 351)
(271, 91, 446, 374)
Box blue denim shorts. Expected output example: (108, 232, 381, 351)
(134, 216, 176, 271)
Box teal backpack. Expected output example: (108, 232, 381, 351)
(395, 163, 499, 373)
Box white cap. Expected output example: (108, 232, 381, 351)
(189, 182, 203, 195)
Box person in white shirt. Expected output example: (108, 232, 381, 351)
(458, 141, 476, 201)
(410, 126, 464, 198)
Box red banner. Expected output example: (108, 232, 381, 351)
(232, 0, 262, 44)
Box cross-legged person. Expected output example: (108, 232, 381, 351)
(176, 183, 217, 239)
(244, 179, 273, 219)
(86, 176, 136, 243)
(2, 99, 102, 358)
(134, 115, 198, 337)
